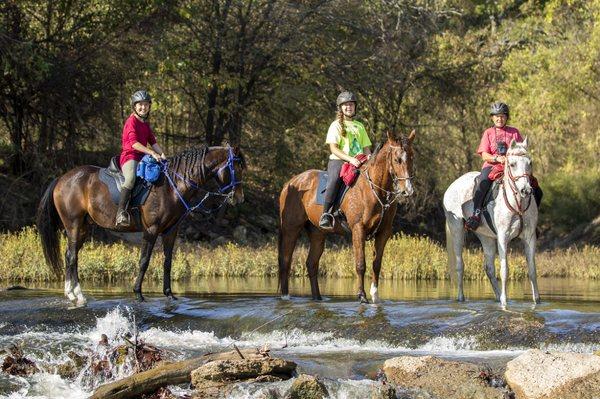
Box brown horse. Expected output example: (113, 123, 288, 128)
(278, 130, 416, 303)
(36, 146, 245, 305)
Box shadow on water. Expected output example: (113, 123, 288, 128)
(1, 277, 599, 397)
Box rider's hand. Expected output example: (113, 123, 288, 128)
(350, 158, 362, 167)
(151, 152, 162, 162)
(496, 155, 506, 164)
(159, 153, 167, 161)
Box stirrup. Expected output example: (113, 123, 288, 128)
(464, 210, 481, 231)
(115, 210, 131, 228)
(319, 213, 334, 229)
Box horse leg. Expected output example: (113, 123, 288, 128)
(305, 226, 325, 300)
(64, 220, 88, 306)
(497, 234, 510, 308)
(278, 225, 302, 299)
(478, 235, 500, 301)
(351, 226, 368, 303)
(370, 230, 391, 304)
(522, 233, 540, 304)
(133, 232, 157, 302)
(446, 215, 466, 302)
(162, 230, 178, 300)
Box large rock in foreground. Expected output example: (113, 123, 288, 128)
(505, 349, 600, 399)
(383, 355, 508, 399)
(288, 374, 329, 399)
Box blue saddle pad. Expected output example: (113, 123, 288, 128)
(98, 168, 152, 207)
(314, 171, 349, 208)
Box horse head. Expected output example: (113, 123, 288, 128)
(385, 129, 416, 197)
(213, 145, 246, 205)
(506, 137, 532, 198)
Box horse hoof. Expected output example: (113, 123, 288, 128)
(313, 295, 322, 301)
(135, 293, 145, 302)
(358, 294, 369, 304)
(164, 289, 178, 300)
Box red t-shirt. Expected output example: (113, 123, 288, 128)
(476, 126, 523, 168)
(119, 114, 157, 167)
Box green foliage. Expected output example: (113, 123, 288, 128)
(1, 229, 598, 283)
(540, 167, 600, 232)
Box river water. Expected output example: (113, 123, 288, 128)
(1, 277, 599, 398)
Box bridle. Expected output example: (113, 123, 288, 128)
(501, 153, 533, 237)
(362, 142, 413, 240)
(160, 147, 243, 234)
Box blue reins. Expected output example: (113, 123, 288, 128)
(160, 147, 242, 234)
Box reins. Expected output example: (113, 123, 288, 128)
(500, 154, 533, 237)
(362, 142, 412, 240)
(160, 147, 242, 235)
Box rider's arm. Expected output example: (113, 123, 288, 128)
(329, 143, 361, 166)
(481, 151, 503, 164)
(151, 143, 167, 160)
(362, 146, 372, 156)
(132, 142, 162, 161)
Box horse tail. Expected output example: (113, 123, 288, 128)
(36, 178, 63, 279)
(445, 215, 457, 282)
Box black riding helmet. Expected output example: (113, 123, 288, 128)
(336, 91, 357, 116)
(489, 102, 509, 117)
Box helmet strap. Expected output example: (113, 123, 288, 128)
(134, 109, 150, 121)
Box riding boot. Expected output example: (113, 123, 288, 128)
(465, 176, 492, 231)
(319, 201, 334, 229)
(115, 187, 132, 228)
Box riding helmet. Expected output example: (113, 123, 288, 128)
(131, 90, 152, 107)
(336, 91, 357, 108)
(489, 102, 509, 117)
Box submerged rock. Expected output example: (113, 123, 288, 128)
(1, 344, 38, 376)
(287, 374, 328, 399)
(383, 355, 509, 399)
(505, 349, 600, 399)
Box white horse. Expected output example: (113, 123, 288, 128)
(443, 138, 539, 308)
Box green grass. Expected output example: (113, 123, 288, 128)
(0, 227, 598, 283)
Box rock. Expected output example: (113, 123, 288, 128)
(216, 218, 229, 227)
(370, 382, 396, 399)
(233, 225, 248, 243)
(288, 374, 328, 399)
(383, 355, 508, 399)
(56, 351, 88, 379)
(191, 357, 296, 387)
(505, 349, 600, 399)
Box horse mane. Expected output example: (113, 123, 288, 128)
(507, 143, 529, 157)
(168, 145, 247, 182)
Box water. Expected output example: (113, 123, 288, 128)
(1, 277, 599, 398)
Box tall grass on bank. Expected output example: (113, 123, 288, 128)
(0, 227, 598, 283)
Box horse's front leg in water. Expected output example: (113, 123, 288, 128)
(497, 233, 510, 308)
(371, 229, 392, 304)
(522, 232, 540, 304)
(162, 230, 178, 300)
(133, 233, 158, 302)
(352, 226, 368, 304)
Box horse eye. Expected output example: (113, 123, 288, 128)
(510, 162, 516, 167)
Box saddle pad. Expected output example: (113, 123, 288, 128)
(98, 168, 151, 207)
(314, 171, 350, 209)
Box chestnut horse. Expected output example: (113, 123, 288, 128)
(278, 131, 415, 303)
(36, 146, 245, 305)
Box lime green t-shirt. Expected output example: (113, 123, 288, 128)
(325, 119, 372, 160)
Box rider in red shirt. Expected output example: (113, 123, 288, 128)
(115, 90, 166, 227)
(465, 102, 542, 230)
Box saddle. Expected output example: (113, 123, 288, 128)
(98, 156, 152, 207)
(466, 173, 501, 233)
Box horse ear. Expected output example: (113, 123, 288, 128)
(386, 131, 393, 141)
(510, 138, 517, 149)
(408, 129, 416, 144)
(521, 136, 528, 149)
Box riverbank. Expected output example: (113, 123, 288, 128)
(1, 227, 598, 283)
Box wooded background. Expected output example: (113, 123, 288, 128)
(1, 0, 599, 242)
